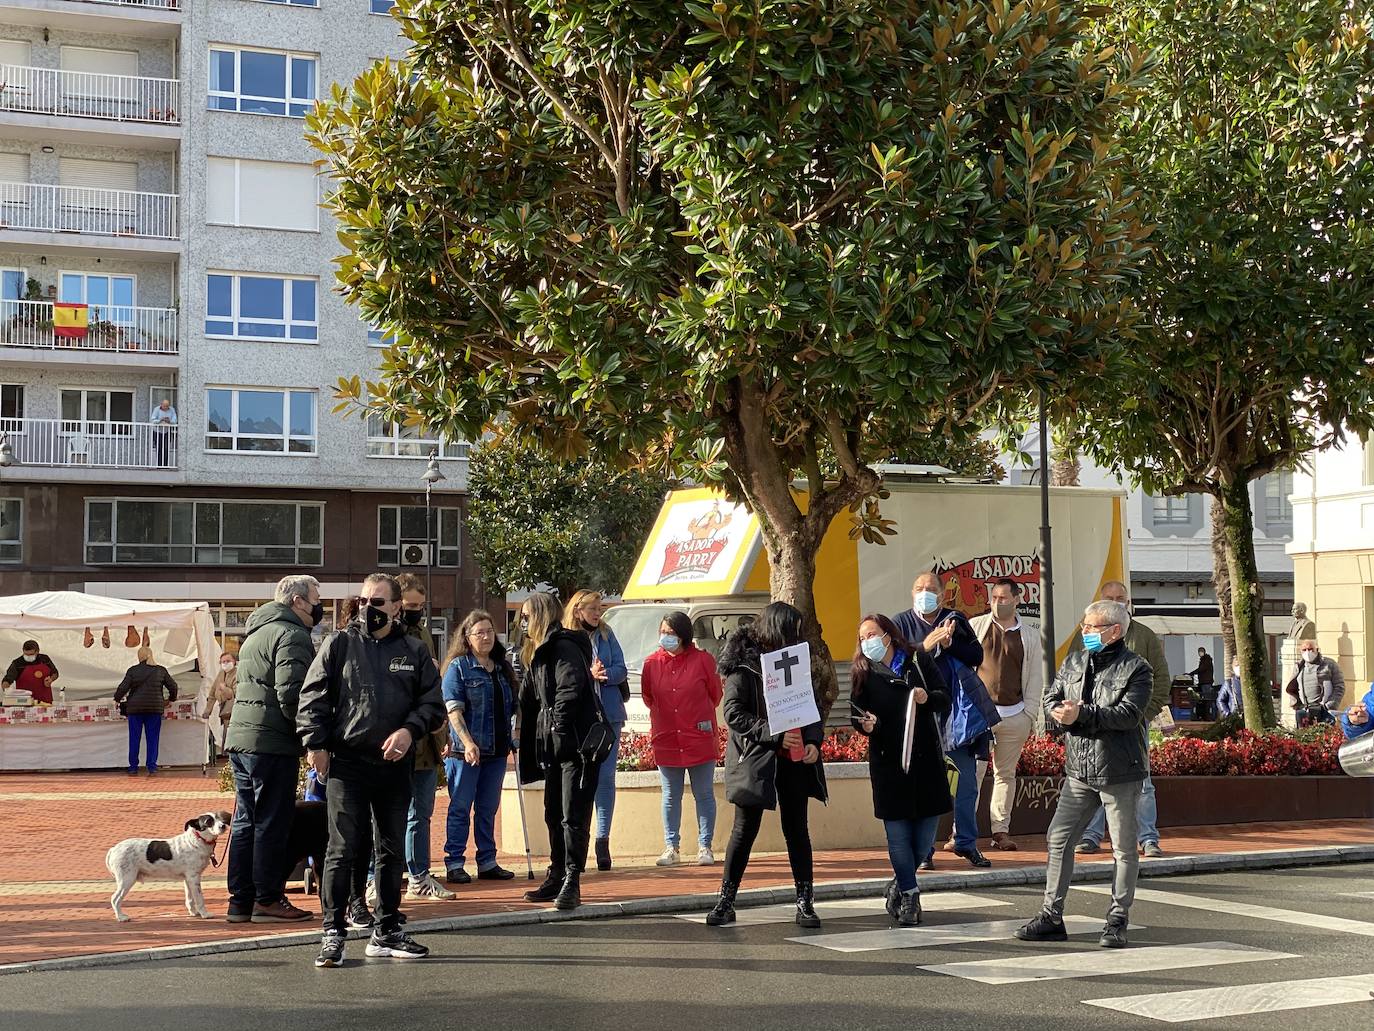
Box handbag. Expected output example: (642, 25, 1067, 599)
(580, 675, 616, 764)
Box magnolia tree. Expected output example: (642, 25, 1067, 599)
(1066, 0, 1374, 730)
(311, 0, 1149, 711)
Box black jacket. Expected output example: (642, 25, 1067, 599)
(518, 625, 599, 782)
(1043, 640, 1152, 788)
(114, 662, 178, 715)
(296, 621, 444, 764)
(851, 650, 952, 821)
(720, 626, 827, 810)
(225, 601, 315, 757)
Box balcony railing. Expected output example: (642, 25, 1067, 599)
(0, 418, 178, 470)
(0, 299, 178, 354)
(61, 0, 181, 9)
(0, 181, 178, 240)
(0, 64, 180, 125)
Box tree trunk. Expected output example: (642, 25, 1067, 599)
(1209, 496, 1237, 671)
(1216, 479, 1275, 730)
(1050, 447, 1081, 486)
(763, 528, 840, 719)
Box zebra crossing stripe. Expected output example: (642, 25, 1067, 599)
(786, 915, 1128, 953)
(673, 892, 1009, 926)
(1083, 973, 1374, 1023)
(1075, 885, 1374, 938)
(919, 941, 1295, 984)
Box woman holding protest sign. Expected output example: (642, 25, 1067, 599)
(849, 614, 952, 926)
(706, 602, 827, 929)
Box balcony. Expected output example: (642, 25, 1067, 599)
(0, 299, 178, 369)
(0, 181, 179, 255)
(0, 64, 180, 149)
(0, 3, 181, 42)
(0, 419, 179, 474)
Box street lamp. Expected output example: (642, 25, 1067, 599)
(422, 448, 446, 628)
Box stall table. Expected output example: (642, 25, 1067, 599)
(0, 701, 208, 771)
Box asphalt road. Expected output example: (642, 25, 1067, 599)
(4, 864, 1373, 1030)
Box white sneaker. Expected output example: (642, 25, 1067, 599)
(655, 847, 681, 867)
(696, 847, 715, 866)
(406, 873, 456, 901)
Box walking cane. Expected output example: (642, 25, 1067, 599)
(513, 759, 535, 880)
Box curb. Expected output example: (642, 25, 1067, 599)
(4, 843, 1373, 976)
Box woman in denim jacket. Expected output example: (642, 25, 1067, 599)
(440, 609, 518, 884)
(564, 590, 628, 870)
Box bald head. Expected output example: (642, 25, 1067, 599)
(912, 571, 940, 594)
(1099, 581, 1130, 606)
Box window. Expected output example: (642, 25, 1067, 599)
(61, 273, 136, 326)
(59, 158, 138, 192)
(1, 268, 25, 300)
(206, 273, 318, 341)
(1150, 494, 1191, 525)
(208, 46, 317, 117)
(256, 0, 318, 6)
(60, 46, 138, 77)
(85, 499, 323, 565)
(1262, 471, 1293, 536)
(377, 505, 460, 567)
(0, 384, 23, 427)
(367, 325, 396, 347)
(370, 0, 395, 12)
(0, 498, 19, 563)
(206, 157, 318, 231)
(365, 413, 468, 459)
(61, 388, 134, 431)
(206, 387, 316, 454)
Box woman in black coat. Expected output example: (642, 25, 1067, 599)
(851, 613, 952, 926)
(517, 591, 603, 912)
(707, 602, 827, 929)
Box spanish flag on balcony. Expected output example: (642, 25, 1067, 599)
(53, 302, 89, 339)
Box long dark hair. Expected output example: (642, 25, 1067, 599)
(850, 613, 915, 701)
(443, 609, 518, 693)
(757, 601, 804, 653)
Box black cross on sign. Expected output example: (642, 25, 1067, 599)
(773, 650, 801, 687)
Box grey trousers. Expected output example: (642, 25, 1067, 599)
(1042, 776, 1141, 922)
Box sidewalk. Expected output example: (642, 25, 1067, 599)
(3, 768, 1372, 972)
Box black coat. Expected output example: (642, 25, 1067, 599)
(114, 662, 178, 715)
(1043, 640, 1151, 788)
(720, 628, 827, 810)
(518, 625, 598, 784)
(851, 650, 952, 821)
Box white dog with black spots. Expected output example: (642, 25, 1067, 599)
(105, 811, 232, 922)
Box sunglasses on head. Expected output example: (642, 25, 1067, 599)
(359, 596, 391, 607)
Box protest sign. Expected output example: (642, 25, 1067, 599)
(762, 642, 820, 749)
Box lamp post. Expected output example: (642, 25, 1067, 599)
(1037, 391, 1056, 690)
(422, 448, 446, 628)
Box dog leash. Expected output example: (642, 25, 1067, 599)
(194, 828, 226, 868)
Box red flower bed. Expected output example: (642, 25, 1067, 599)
(1013, 727, 1344, 778)
(616, 726, 870, 771)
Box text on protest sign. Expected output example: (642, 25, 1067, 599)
(763, 642, 821, 736)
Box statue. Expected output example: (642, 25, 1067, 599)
(1287, 602, 1317, 641)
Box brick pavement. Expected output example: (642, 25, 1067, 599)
(3, 767, 1372, 968)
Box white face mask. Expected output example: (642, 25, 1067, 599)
(219, 661, 235, 672)
(22, 654, 37, 663)
(1232, 665, 1240, 677)
(1301, 650, 1317, 663)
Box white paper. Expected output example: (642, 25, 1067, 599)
(762, 642, 820, 736)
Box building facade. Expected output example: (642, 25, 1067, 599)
(0, 0, 492, 645)
(1287, 434, 1373, 706)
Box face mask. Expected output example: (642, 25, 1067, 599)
(913, 590, 939, 615)
(860, 636, 888, 662)
(362, 605, 391, 634)
(992, 600, 1017, 620)
(219, 660, 235, 671)
(402, 609, 424, 628)
(659, 634, 680, 651)
(305, 601, 325, 627)
(22, 654, 36, 663)
(519, 616, 529, 633)
(1301, 650, 1317, 663)
(580, 619, 598, 633)
(1082, 631, 1105, 653)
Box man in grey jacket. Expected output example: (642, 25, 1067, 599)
(1016, 599, 1152, 949)
(1285, 639, 1345, 725)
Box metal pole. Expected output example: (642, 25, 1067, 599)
(425, 480, 434, 626)
(1038, 391, 1056, 690)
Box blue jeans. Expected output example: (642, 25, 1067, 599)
(946, 744, 979, 852)
(658, 761, 716, 850)
(226, 751, 299, 909)
(443, 754, 507, 872)
(884, 815, 940, 892)
(127, 713, 162, 772)
(594, 722, 623, 839)
(406, 766, 438, 879)
(1081, 726, 1160, 846)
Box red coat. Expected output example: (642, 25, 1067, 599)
(641, 645, 723, 768)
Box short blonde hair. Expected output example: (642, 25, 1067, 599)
(136, 645, 153, 663)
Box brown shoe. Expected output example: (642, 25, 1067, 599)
(990, 832, 1018, 852)
(941, 839, 958, 853)
(250, 898, 312, 923)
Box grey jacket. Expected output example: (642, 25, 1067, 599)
(1044, 641, 1152, 788)
(1285, 655, 1345, 710)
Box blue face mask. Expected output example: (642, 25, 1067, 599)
(860, 636, 888, 662)
(659, 634, 680, 651)
(913, 590, 939, 615)
(1082, 631, 1105, 653)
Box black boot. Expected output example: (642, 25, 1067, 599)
(898, 888, 922, 927)
(523, 867, 564, 903)
(883, 878, 900, 920)
(595, 837, 612, 872)
(794, 881, 821, 929)
(553, 870, 581, 911)
(706, 880, 739, 926)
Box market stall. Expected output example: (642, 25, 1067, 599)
(0, 592, 220, 771)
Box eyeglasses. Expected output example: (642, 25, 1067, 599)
(359, 596, 390, 607)
(468, 628, 496, 638)
(1080, 622, 1117, 632)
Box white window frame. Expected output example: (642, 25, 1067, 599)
(0, 496, 19, 564)
(369, 0, 396, 13)
(0, 382, 24, 427)
(206, 157, 320, 232)
(60, 386, 135, 434)
(1150, 494, 1191, 526)
(205, 272, 318, 342)
(84, 497, 324, 566)
(208, 45, 318, 118)
(251, 0, 319, 6)
(204, 386, 317, 455)
(1, 266, 28, 300)
(365, 412, 468, 459)
(1263, 471, 1294, 535)
(376, 504, 461, 568)
(60, 270, 138, 327)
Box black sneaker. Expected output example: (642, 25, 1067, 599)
(314, 931, 346, 968)
(445, 867, 472, 885)
(365, 929, 429, 960)
(345, 896, 374, 930)
(477, 865, 515, 881)
(1100, 917, 1129, 949)
(1015, 912, 1069, 942)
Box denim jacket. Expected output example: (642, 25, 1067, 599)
(442, 654, 515, 758)
(590, 627, 628, 725)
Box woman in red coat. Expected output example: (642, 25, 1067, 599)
(641, 611, 723, 867)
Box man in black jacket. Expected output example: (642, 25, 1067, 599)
(298, 573, 444, 968)
(1016, 600, 1152, 950)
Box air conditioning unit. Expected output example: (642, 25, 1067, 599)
(400, 540, 430, 566)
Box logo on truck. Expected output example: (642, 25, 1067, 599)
(658, 502, 734, 583)
(933, 554, 1042, 619)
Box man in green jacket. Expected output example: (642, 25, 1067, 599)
(1070, 581, 1171, 858)
(225, 574, 324, 923)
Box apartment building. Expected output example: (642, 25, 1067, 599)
(0, 0, 493, 645)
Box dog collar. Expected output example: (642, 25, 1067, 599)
(192, 829, 216, 846)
